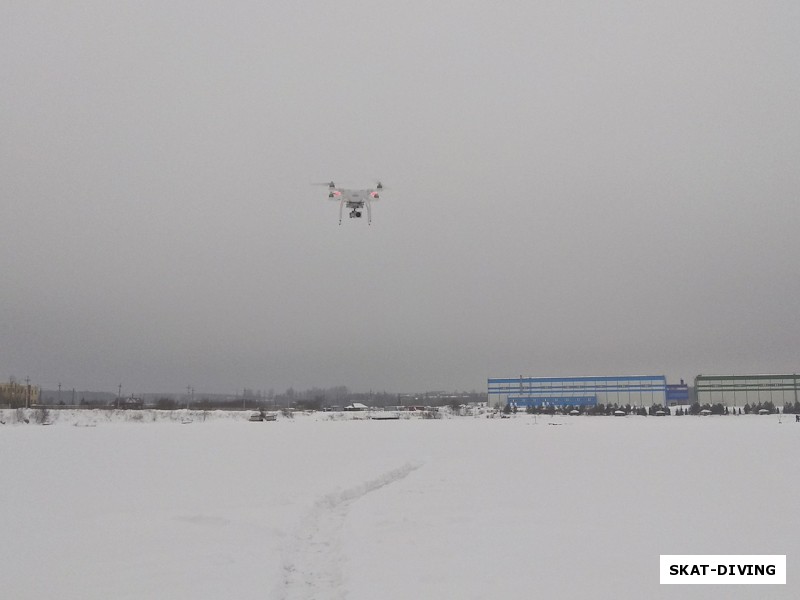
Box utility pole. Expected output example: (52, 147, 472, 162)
(186, 385, 193, 409)
(58, 382, 62, 406)
(26, 376, 32, 408)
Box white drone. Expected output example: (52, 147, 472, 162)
(320, 181, 384, 225)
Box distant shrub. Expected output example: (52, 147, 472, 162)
(33, 407, 50, 424)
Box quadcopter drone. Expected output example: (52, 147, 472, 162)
(321, 181, 384, 225)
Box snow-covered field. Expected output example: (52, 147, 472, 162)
(1, 412, 797, 599)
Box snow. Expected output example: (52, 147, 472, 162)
(1, 412, 797, 599)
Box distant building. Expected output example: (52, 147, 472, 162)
(0, 380, 40, 408)
(488, 375, 669, 409)
(694, 374, 800, 407)
(116, 396, 144, 409)
(665, 380, 690, 406)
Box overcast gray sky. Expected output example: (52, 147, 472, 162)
(2, 1, 799, 395)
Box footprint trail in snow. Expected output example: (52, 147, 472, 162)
(273, 462, 422, 600)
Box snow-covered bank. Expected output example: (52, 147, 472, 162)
(3, 406, 796, 427)
(0, 407, 254, 426)
(0, 407, 448, 427)
(1, 416, 797, 599)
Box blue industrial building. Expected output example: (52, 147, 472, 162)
(488, 375, 668, 409)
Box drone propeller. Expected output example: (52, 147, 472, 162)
(312, 180, 386, 190)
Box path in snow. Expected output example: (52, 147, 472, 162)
(273, 462, 422, 600)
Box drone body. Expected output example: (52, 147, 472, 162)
(323, 181, 383, 225)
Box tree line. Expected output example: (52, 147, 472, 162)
(502, 399, 800, 416)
